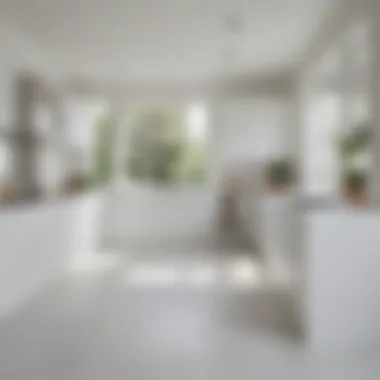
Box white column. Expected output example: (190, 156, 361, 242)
(366, 0, 380, 206)
(209, 99, 224, 224)
(297, 73, 312, 195)
(50, 89, 69, 196)
(13, 74, 41, 200)
(333, 36, 357, 199)
(208, 99, 224, 193)
(288, 79, 304, 195)
(110, 100, 129, 188)
(340, 36, 358, 135)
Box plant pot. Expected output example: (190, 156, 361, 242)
(343, 172, 367, 207)
(0, 180, 22, 205)
(265, 159, 294, 196)
(268, 181, 289, 195)
(344, 186, 367, 206)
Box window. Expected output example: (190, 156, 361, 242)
(126, 103, 208, 185)
(92, 109, 113, 185)
(65, 99, 112, 192)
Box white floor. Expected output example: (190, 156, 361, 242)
(0, 251, 379, 380)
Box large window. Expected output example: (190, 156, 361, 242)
(126, 103, 208, 185)
(65, 99, 112, 192)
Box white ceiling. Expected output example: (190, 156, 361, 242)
(1, 0, 337, 83)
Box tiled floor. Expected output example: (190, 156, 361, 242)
(0, 252, 379, 380)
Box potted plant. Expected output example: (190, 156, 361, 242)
(343, 170, 367, 205)
(339, 122, 371, 205)
(64, 172, 91, 195)
(265, 159, 295, 194)
(0, 178, 21, 205)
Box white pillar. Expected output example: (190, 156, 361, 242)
(50, 89, 70, 196)
(288, 79, 304, 195)
(340, 36, 358, 135)
(366, 0, 380, 206)
(208, 99, 224, 193)
(333, 35, 358, 199)
(13, 74, 41, 200)
(110, 100, 129, 188)
(208, 99, 224, 239)
(296, 73, 312, 195)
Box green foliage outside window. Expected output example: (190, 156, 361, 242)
(126, 106, 206, 185)
(92, 110, 113, 185)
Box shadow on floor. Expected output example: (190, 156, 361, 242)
(217, 285, 303, 344)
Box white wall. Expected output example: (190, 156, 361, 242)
(303, 211, 380, 353)
(0, 203, 70, 316)
(217, 97, 291, 169)
(103, 185, 217, 248)
(217, 97, 293, 246)
(103, 96, 292, 249)
(0, 194, 102, 318)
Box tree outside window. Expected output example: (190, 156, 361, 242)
(126, 104, 208, 185)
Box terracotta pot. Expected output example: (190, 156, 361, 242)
(0, 181, 21, 204)
(268, 181, 289, 195)
(344, 186, 367, 206)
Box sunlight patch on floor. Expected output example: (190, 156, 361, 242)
(124, 258, 263, 289)
(69, 250, 121, 274)
(227, 259, 262, 287)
